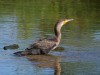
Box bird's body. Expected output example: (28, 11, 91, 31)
(14, 19, 73, 56)
(26, 37, 58, 54)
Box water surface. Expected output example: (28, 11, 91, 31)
(0, 0, 100, 75)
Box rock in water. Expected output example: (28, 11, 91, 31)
(3, 44, 19, 50)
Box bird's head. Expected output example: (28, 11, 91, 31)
(56, 19, 74, 28)
(58, 19, 74, 26)
(54, 19, 74, 40)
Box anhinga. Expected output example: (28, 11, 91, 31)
(14, 19, 73, 56)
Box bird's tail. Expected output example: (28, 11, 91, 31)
(14, 49, 47, 56)
(14, 51, 30, 56)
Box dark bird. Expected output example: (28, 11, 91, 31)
(14, 19, 73, 56)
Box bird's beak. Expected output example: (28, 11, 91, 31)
(66, 19, 74, 22)
(64, 19, 74, 24)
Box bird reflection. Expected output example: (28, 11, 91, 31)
(26, 55, 61, 75)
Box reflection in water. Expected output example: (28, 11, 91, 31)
(54, 57, 61, 75)
(26, 55, 61, 75)
(0, 0, 100, 75)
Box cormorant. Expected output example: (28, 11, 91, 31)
(14, 19, 73, 56)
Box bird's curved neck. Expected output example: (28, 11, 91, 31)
(54, 24, 62, 42)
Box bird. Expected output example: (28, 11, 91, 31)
(14, 19, 73, 56)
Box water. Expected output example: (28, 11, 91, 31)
(0, 0, 100, 75)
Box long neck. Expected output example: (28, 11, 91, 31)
(54, 24, 62, 42)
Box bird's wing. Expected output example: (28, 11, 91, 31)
(25, 38, 57, 53)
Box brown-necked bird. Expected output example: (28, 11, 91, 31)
(14, 19, 73, 56)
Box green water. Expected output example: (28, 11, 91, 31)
(0, 0, 100, 75)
